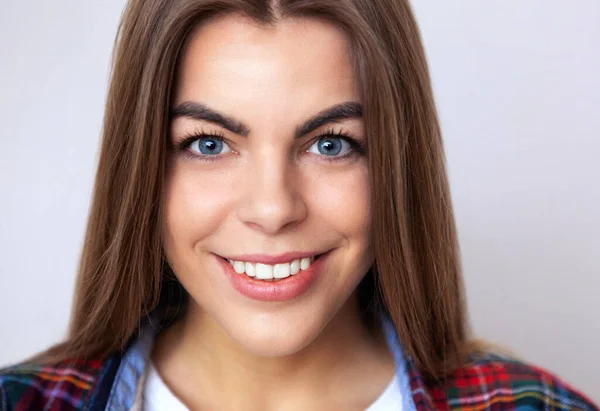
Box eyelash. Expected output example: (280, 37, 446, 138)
(174, 127, 366, 162)
(174, 128, 226, 162)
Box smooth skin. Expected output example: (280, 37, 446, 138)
(156, 14, 396, 410)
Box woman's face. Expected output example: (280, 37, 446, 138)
(163, 14, 372, 355)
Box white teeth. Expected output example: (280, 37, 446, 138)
(245, 262, 255, 277)
(300, 257, 311, 270)
(273, 263, 291, 279)
(233, 261, 245, 274)
(227, 256, 315, 280)
(290, 260, 300, 275)
(255, 263, 273, 279)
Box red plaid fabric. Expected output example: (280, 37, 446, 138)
(0, 358, 105, 410)
(407, 353, 597, 410)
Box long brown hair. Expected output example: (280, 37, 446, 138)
(39, 0, 468, 380)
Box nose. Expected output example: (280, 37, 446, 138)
(237, 154, 307, 235)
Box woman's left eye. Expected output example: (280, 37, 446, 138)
(307, 137, 352, 157)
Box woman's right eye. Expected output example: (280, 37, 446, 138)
(188, 136, 232, 156)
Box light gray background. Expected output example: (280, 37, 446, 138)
(1, 0, 598, 402)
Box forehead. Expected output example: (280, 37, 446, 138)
(172, 14, 360, 122)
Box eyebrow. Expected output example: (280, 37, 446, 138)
(170, 101, 363, 139)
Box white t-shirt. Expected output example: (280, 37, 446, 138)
(143, 362, 403, 410)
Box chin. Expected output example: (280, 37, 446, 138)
(219, 308, 328, 357)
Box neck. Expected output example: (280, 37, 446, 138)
(152, 292, 396, 411)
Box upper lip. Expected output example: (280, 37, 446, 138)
(219, 250, 327, 265)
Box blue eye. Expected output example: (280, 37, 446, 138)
(307, 137, 351, 157)
(189, 137, 232, 156)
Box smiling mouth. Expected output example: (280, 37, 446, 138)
(219, 253, 327, 281)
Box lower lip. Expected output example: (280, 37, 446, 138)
(217, 253, 329, 302)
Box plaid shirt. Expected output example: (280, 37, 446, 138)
(1, 329, 597, 410)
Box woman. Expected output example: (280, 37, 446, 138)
(0, 0, 596, 409)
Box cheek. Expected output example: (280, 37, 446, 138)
(305, 162, 373, 291)
(308, 163, 371, 241)
(161, 162, 236, 262)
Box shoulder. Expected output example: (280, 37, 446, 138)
(425, 353, 598, 410)
(0, 357, 113, 410)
